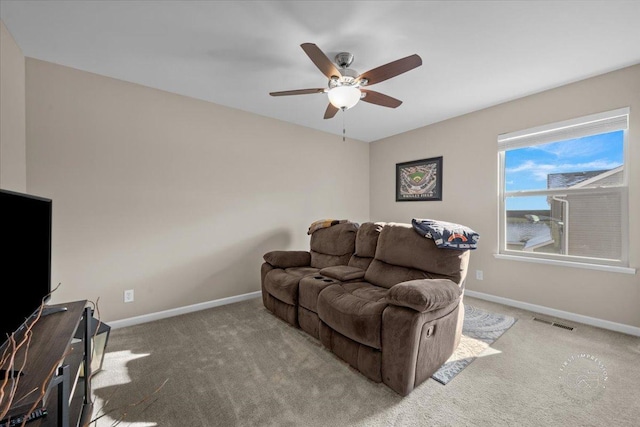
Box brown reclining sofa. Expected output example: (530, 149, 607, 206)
(260, 220, 472, 396)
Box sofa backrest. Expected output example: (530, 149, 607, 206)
(348, 222, 384, 271)
(364, 222, 470, 289)
(310, 221, 359, 268)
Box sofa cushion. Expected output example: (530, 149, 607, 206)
(354, 222, 384, 258)
(347, 255, 374, 271)
(347, 222, 383, 271)
(264, 267, 319, 305)
(310, 251, 352, 269)
(317, 282, 389, 350)
(284, 267, 319, 278)
(364, 259, 430, 289)
(319, 265, 366, 281)
(373, 222, 470, 284)
(309, 222, 358, 268)
(386, 279, 462, 312)
(263, 250, 311, 268)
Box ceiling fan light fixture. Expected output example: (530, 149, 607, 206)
(270, 43, 422, 120)
(328, 86, 361, 110)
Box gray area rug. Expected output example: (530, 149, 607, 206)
(432, 304, 517, 384)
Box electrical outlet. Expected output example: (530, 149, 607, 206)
(476, 270, 483, 281)
(124, 289, 134, 303)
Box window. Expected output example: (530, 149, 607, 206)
(497, 107, 631, 271)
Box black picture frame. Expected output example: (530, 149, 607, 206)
(395, 156, 443, 202)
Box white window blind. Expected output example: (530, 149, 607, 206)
(498, 107, 629, 151)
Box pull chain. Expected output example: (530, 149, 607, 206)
(342, 108, 346, 142)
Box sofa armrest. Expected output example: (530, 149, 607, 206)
(263, 250, 311, 268)
(386, 279, 462, 313)
(319, 265, 366, 281)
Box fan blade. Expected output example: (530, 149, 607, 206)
(270, 88, 326, 96)
(356, 54, 422, 86)
(324, 103, 339, 119)
(301, 43, 342, 80)
(360, 90, 402, 108)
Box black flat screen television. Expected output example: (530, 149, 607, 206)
(0, 189, 53, 345)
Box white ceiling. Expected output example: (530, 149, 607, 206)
(2, 1, 640, 142)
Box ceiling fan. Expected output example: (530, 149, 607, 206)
(269, 43, 422, 119)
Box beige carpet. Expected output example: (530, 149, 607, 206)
(90, 296, 640, 426)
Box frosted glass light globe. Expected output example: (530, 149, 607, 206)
(328, 86, 361, 110)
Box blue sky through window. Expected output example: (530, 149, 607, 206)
(505, 130, 624, 210)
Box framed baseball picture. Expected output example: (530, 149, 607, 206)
(395, 156, 443, 201)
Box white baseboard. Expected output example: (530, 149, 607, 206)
(108, 291, 262, 330)
(106, 289, 640, 337)
(465, 290, 640, 337)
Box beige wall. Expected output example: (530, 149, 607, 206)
(25, 58, 370, 322)
(16, 48, 640, 329)
(0, 20, 26, 191)
(370, 64, 640, 328)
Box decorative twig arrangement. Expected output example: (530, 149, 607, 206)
(1, 285, 168, 427)
(0, 283, 62, 425)
(0, 318, 35, 419)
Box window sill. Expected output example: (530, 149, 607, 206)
(493, 253, 636, 275)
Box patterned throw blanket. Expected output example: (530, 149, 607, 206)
(307, 219, 349, 235)
(412, 218, 479, 250)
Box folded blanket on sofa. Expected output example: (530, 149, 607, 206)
(307, 219, 349, 235)
(411, 218, 479, 250)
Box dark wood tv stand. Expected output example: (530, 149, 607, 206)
(1, 300, 93, 427)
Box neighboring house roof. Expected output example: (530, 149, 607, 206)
(570, 165, 623, 188)
(547, 169, 609, 189)
(547, 166, 623, 189)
